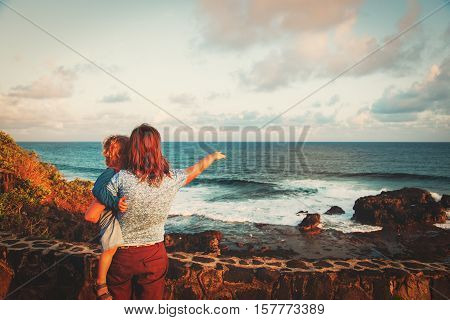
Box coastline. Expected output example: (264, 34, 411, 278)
(1, 131, 449, 300)
(18, 141, 450, 235)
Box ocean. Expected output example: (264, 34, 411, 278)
(18, 142, 450, 234)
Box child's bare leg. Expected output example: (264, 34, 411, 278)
(97, 247, 117, 284)
(96, 247, 118, 299)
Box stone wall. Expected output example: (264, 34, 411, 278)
(1, 237, 449, 300)
(164, 253, 449, 300)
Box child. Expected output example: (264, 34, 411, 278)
(85, 135, 128, 300)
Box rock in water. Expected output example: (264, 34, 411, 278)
(440, 194, 450, 209)
(352, 188, 447, 227)
(324, 206, 345, 215)
(296, 210, 308, 216)
(298, 214, 321, 232)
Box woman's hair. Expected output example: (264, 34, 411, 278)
(102, 135, 129, 170)
(128, 124, 170, 186)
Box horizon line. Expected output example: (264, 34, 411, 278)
(16, 140, 450, 143)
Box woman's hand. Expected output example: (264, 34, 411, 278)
(184, 151, 226, 186)
(118, 196, 128, 212)
(213, 151, 226, 161)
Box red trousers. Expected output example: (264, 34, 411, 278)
(107, 242, 168, 300)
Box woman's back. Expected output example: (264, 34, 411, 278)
(107, 169, 186, 246)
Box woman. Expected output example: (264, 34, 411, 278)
(100, 123, 225, 299)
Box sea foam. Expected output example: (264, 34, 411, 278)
(170, 178, 385, 233)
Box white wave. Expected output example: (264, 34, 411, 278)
(430, 192, 442, 201)
(434, 222, 450, 230)
(170, 178, 386, 233)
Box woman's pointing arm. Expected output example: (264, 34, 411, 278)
(184, 151, 226, 186)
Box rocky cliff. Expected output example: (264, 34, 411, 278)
(352, 188, 447, 227)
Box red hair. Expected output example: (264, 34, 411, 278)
(102, 135, 129, 170)
(128, 124, 170, 186)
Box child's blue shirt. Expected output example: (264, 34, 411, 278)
(92, 168, 119, 210)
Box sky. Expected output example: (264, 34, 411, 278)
(0, 0, 449, 142)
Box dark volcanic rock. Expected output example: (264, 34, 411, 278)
(2, 237, 450, 300)
(352, 188, 446, 227)
(223, 265, 254, 284)
(164, 231, 222, 255)
(296, 210, 309, 216)
(440, 194, 450, 209)
(324, 206, 345, 215)
(298, 214, 321, 232)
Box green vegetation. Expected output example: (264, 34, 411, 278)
(0, 131, 97, 241)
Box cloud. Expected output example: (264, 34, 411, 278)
(0, 95, 71, 130)
(238, 49, 311, 91)
(370, 57, 450, 122)
(190, 108, 337, 128)
(328, 95, 340, 106)
(199, 0, 425, 91)
(100, 92, 130, 103)
(206, 91, 230, 101)
(372, 112, 418, 123)
(290, 110, 338, 125)
(348, 107, 372, 127)
(339, 0, 423, 76)
(198, 0, 362, 49)
(0, 92, 180, 140)
(8, 66, 76, 99)
(169, 93, 197, 106)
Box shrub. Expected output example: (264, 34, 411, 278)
(0, 131, 98, 241)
